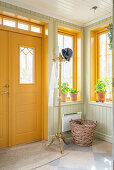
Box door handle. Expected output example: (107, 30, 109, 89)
(1, 91, 9, 95)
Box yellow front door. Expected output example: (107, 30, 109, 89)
(0, 30, 9, 148)
(10, 32, 42, 146)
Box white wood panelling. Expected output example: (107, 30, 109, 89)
(0, 0, 112, 26)
(86, 104, 113, 142)
(49, 104, 83, 140)
(84, 17, 113, 143)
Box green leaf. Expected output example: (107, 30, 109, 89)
(107, 24, 113, 50)
(95, 77, 110, 93)
(69, 88, 79, 93)
(58, 81, 69, 94)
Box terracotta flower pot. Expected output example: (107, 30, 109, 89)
(70, 93, 77, 101)
(97, 92, 106, 102)
(61, 93, 67, 102)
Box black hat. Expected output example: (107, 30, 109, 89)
(62, 48, 73, 61)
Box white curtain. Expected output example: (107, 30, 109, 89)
(48, 61, 58, 106)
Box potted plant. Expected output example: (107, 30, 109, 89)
(95, 78, 109, 102)
(59, 82, 69, 102)
(107, 24, 113, 50)
(69, 88, 79, 101)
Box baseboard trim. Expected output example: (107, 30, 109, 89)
(95, 131, 112, 143)
(49, 131, 112, 143)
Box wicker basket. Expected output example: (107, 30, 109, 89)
(70, 119, 97, 146)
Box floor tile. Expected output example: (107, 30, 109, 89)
(35, 164, 58, 170)
(58, 167, 86, 170)
(93, 153, 112, 170)
(92, 140, 112, 154)
(63, 138, 92, 152)
(48, 159, 60, 166)
(59, 151, 95, 169)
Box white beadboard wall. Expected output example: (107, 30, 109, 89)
(49, 103, 83, 140)
(86, 103, 113, 142)
(84, 17, 113, 143)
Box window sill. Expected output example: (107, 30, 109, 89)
(88, 101, 112, 107)
(55, 100, 83, 107)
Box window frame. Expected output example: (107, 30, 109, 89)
(97, 30, 113, 101)
(90, 27, 113, 102)
(58, 29, 77, 101)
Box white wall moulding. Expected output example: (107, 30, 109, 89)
(88, 101, 112, 108)
(85, 16, 112, 30)
(55, 101, 83, 107)
(95, 131, 112, 143)
(84, 15, 112, 28)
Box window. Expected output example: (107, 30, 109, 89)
(3, 18, 16, 27)
(18, 22, 29, 30)
(20, 47, 34, 84)
(58, 34, 73, 88)
(0, 15, 42, 34)
(0, 17, 2, 24)
(31, 25, 41, 33)
(58, 29, 81, 101)
(98, 32, 112, 100)
(90, 27, 112, 102)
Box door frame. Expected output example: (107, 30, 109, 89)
(0, 21, 48, 147)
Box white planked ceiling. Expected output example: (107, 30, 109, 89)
(0, 0, 113, 26)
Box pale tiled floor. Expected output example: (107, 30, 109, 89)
(0, 138, 112, 170)
(36, 138, 112, 170)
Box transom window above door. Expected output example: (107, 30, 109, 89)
(0, 16, 42, 34)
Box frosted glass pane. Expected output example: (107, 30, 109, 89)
(31, 25, 41, 33)
(58, 34, 73, 88)
(99, 32, 112, 99)
(107, 55, 112, 78)
(58, 34, 63, 53)
(45, 29, 48, 35)
(99, 55, 106, 78)
(99, 33, 106, 56)
(3, 19, 15, 27)
(106, 78, 112, 99)
(64, 35, 73, 88)
(20, 47, 34, 84)
(18, 22, 28, 30)
(107, 35, 112, 55)
(64, 35, 73, 49)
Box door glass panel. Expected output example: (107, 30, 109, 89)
(20, 47, 34, 84)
